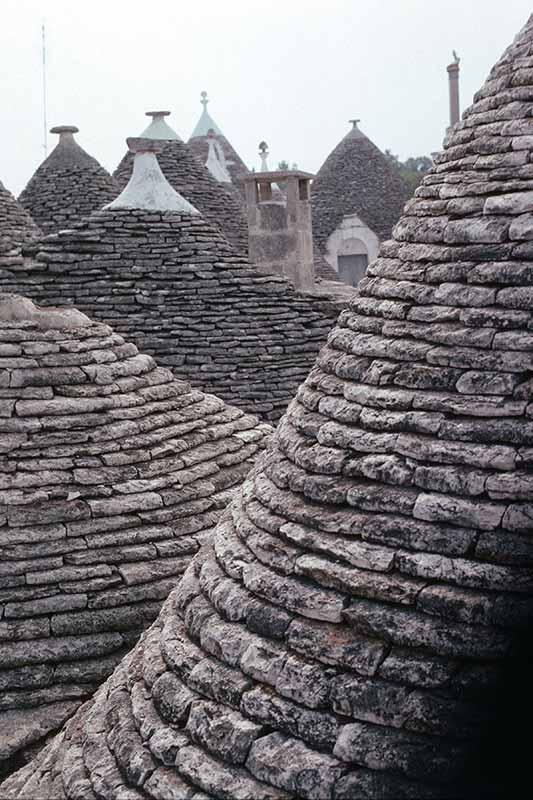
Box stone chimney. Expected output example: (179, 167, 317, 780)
(447, 51, 461, 127)
(244, 169, 315, 291)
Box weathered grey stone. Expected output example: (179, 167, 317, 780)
(18, 127, 119, 236)
(4, 17, 533, 800)
(1, 189, 341, 423)
(0, 301, 270, 773)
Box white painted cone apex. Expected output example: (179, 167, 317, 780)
(205, 135, 232, 183)
(105, 146, 199, 213)
(140, 110, 182, 141)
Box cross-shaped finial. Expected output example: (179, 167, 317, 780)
(349, 119, 360, 129)
(201, 91, 209, 109)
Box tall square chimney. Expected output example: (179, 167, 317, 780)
(244, 170, 315, 291)
(447, 52, 461, 128)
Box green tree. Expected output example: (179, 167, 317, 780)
(384, 150, 432, 193)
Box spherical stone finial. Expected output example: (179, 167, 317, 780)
(258, 141, 269, 171)
(50, 125, 79, 135)
(145, 111, 171, 119)
(200, 91, 209, 108)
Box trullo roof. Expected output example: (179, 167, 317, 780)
(0, 180, 40, 271)
(312, 120, 412, 277)
(4, 13, 533, 799)
(0, 140, 339, 424)
(188, 91, 249, 187)
(18, 126, 119, 235)
(113, 111, 249, 254)
(0, 291, 270, 774)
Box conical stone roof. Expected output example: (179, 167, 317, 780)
(0, 292, 270, 775)
(188, 92, 249, 187)
(0, 181, 40, 272)
(312, 120, 412, 280)
(18, 126, 120, 236)
(4, 16, 533, 798)
(1, 141, 339, 423)
(113, 112, 249, 254)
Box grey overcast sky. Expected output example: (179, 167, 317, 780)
(1, 0, 532, 195)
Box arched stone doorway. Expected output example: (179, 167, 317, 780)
(324, 212, 380, 286)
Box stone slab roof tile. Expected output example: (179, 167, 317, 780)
(114, 110, 249, 255)
(311, 121, 412, 272)
(18, 127, 120, 236)
(7, 17, 533, 795)
(0, 293, 271, 776)
(0, 181, 40, 271)
(0, 148, 341, 424)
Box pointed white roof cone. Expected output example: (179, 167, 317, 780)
(205, 131, 232, 183)
(105, 138, 199, 213)
(140, 111, 182, 141)
(191, 91, 223, 137)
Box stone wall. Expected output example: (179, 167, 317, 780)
(0, 209, 340, 423)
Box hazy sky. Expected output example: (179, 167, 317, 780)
(2, 0, 532, 195)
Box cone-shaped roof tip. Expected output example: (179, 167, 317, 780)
(139, 109, 181, 141)
(50, 125, 79, 135)
(190, 91, 223, 137)
(105, 142, 199, 213)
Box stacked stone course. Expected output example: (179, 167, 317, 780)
(18, 127, 119, 236)
(0, 204, 339, 424)
(0, 293, 270, 775)
(4, 15, 533, 798)
(0, 182, 40, 272)
(312, 123, 412, 280)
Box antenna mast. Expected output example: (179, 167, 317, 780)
(42, 22, 48, 156)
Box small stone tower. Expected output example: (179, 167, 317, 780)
(244, 168, 315, 291)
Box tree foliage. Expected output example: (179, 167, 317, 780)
(384, 149, 432, 193)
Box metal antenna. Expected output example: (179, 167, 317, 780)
(42, 22, 48, 157)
